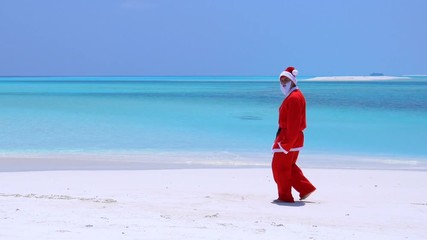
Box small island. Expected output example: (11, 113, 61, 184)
(370, 72, 384, 76)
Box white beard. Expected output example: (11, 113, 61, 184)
(280, 82, 292, 97)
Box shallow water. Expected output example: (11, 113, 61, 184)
(1, 76, 426, 169)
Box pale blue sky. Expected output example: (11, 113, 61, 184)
(1, 0, 426, 76)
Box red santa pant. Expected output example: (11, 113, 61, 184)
(272, 151, 316, 202)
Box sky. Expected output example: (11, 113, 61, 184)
(0, 0, 426, 76)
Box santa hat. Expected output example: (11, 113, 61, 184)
(279, 66, 299, 85)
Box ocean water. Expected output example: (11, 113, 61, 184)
(1, 76, 426, 169)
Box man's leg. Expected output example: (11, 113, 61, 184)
(272, 152, 296, 202)
(290, 152, 316, 199)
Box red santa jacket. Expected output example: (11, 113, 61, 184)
(272, 88, 306, 154)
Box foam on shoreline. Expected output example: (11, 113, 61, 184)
(1, 151, 426, 172)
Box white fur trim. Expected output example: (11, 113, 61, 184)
(272, 144, 303, 154)
(280, 71, 297, 85)
(290, 147, 303, 151)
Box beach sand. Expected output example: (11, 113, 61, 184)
(1, 167, 426, 239)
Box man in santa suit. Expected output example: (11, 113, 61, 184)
(272, 66, 316, 203)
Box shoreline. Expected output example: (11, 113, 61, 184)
(1, 151, 426, 172)
(1, 168, 426, 239)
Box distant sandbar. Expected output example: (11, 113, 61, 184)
(305, 76, 410, 81)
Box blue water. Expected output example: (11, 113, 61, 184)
(1, 76, 426, 169)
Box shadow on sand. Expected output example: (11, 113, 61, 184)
(271, 200, 306, 207)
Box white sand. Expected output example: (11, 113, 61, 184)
(1, 168, 426, 239)
(305, 76, 410, 81)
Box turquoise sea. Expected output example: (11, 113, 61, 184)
(1, 76, 426, 170)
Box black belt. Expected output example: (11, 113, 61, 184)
(276, 127, 281, 137)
